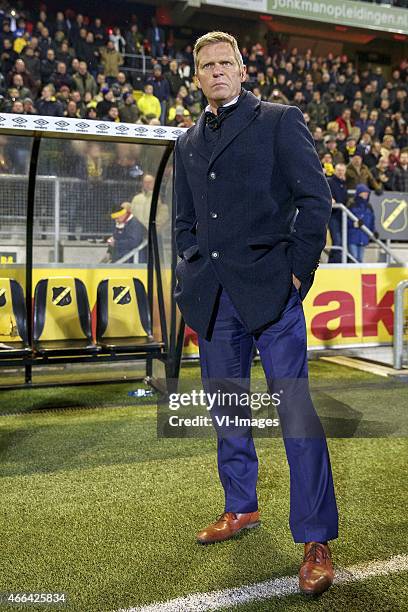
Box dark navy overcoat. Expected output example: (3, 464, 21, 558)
(174, 89, 331, 338)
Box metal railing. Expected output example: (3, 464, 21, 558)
(0, 174, 151, 259)
(393, 279, 408, 369)
(115, 239, 148, 264)
(327, 202, 404, 265)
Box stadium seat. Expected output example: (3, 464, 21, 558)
(0, 278, 31, 359)
(96, 277, 163, 353)
(33, 277, 99, 356)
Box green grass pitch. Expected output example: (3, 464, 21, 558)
(0, 360, 407, 611)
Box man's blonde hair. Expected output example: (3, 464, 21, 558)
(193, 31, 243, 73)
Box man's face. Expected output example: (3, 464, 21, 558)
(143, 175, 155, 192)
(116, 211, 127, 223)
(400, 152, 408, 166)
(335, 164, 346, 180)
(352, 155, 362, 167)
(12, 102, 24, 113)
(195, 42, 245, 106)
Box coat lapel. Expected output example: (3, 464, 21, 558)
(187, 112, 210, 162)
(209, 91, 261, 168)
(187, 90, 261, 167)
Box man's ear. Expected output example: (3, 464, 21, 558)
(193, 74, 201, 89)
(240, 64, 247, 83)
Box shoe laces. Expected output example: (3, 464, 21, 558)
(215, 511, 237, 524)
(304, 542, 329, 563)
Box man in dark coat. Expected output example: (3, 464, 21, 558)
(174, 31, 338, 597)
(327, 162, 348, 263)
(392, 150, 408, 192)
(108, 202, 146, 263)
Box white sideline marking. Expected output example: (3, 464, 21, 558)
(116, 554, 408, 612)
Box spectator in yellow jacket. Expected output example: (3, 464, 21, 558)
(137, 84, 161, 120)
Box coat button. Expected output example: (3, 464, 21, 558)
(211, 250, 219, 259)
(210, 211, 218, 219)
(209, 171, 216, 180)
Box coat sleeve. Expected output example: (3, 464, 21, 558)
(276, 105, 332, 282)
(174, 136, 198, 260)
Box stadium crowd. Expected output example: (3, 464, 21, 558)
(0, 1, 407, 210)
(0, 2, 406, 190)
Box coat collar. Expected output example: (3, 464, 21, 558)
(187, 89, 261, 167)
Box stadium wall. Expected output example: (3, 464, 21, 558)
(1, 264, 407, 354)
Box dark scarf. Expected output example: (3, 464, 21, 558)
(204, 88, 245, 131)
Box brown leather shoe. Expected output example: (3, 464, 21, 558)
(196, 511, 260, 544)
(299, 542, 334, 596)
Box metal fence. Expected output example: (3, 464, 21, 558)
(0, 174, 142, 237)
(328, 202, 404, 265)
(393, 279, 408, 369)
(0, 131, 174, 264)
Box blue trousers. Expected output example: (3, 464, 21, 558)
(348, 243, 365, 263)
(198, 285, 339, 543)
(328, 214, 342, 263)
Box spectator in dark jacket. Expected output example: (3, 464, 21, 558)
(372, 157, 394, 192)
(79, 32, 100, 76)
(38, 27, 55, 59)
(36, 84, 64, 116)
(392, 151, 408, 192)
(364, 139, 382, 169)
(165, 59, 185, 101)
(147, 17, 165, 58)
(91, 17, 107, 47)
(1, 39, 17, 77)
(327, 163, 348, 263)
(119, 92, 140, 123)
(55, 40, 74, 68)
(7, 58, 36, 93)
(147, 63, 170, 123)
(51, 62, 74, 91)
(22, 46, 41, 88)
(40, 48, 58, 85)
(347, 183, 377, 263)
(96, 87, 114, 118)
(108, 202, 146, 263)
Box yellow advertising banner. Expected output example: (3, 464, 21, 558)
(182, 265, 408, 356)
(1, 265, 407, 353)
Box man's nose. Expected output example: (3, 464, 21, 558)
(212, 63, 225, 76)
